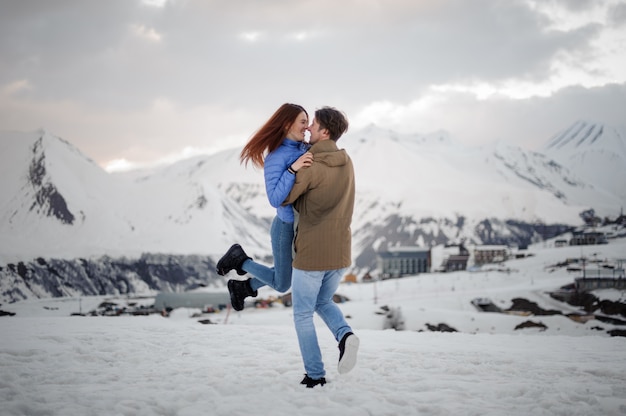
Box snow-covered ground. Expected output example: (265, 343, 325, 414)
(2, 237, 626, 416)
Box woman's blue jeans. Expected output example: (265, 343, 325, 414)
(292, 267, 352, 379)
(242, 216, 294, 293)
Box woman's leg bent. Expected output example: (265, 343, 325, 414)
(245, 217, 294, 292)
(269, 217, 294, 292)
(243, 260, 274, 292)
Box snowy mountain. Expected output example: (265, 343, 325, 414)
(0, 122, 624, 302)
(543, 120, 626, 202)
(341, 123, 621, 220)
(0, 130, 271, 263)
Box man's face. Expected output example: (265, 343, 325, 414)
(307, 118, 327, 144)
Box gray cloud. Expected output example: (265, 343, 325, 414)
(0, 0, 624, 167)
(609, 2, 626, 25)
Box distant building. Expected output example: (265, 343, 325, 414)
(575, 277, 626, 291)
(554, 239, 568, 248)
(445, 254, 470, 272)
(377, 247, 431, 278)
(473, 245, 508, 265)
(569, 230, 608, 246)
(442, 244, 470, 272)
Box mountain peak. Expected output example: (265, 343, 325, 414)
(544, 120, 626, 155)
(28, 133, 76, 224)
(542, 120, 626, 201)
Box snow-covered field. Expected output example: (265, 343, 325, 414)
(2, 237, 626, 416)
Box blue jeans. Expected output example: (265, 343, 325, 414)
(292, 267, 352, 379)
(242, 216, 294, 293)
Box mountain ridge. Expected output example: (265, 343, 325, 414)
(1, 121, 624, 264)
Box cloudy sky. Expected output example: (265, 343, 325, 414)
(1, 0, 625, 171)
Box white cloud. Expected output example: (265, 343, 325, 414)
(240, 30, 320, 42)
(286, 31, 319, 42)
(240, 32, 263, 42)
(141, 0, 169, 8)
(151, 97, 176, 112)
(351, 82, 626, 151)
(2, 79, 33, 96)
(104, 146, 213, 172)
(104, 158, 139, 173)
(526, 0, 619, 31)
(131, 24, 162, 42)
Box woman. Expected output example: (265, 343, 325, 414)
(216, 103, 313, 311)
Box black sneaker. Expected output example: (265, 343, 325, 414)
(216, 244, 251, 276)
(300, 374, 326, 388)
(338, 332, 360, 374)
(227, 278, 258, 311)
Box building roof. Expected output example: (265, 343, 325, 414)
(474, 245, 508, 251)
(154, 292, 230, 310)
(377, 247, 430, 259)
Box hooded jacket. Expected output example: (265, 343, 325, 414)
(264, 138, 309, 223)
(283, 140, 355, 271)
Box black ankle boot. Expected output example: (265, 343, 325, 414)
(300, 374, 326, 388)
(227, 279, 258, 311)
(216, 244, 252, 276)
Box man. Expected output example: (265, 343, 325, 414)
(283, 107, 359, 388)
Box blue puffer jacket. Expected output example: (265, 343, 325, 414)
(264, 138, 309, 223)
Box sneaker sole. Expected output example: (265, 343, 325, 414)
(227, 280, 244, 311)
(338, 334, 360, 374)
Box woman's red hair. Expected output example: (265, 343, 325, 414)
(240, 103, 308, 168)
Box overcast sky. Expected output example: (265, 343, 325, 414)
(1, 0, 625, 171)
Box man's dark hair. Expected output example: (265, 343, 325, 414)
(315, 107, 349, 141)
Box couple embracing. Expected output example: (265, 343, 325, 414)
(216, 103, 359, 388)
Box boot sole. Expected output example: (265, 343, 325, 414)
(227, 280, 245, 311)
(338, 334, 360, 374)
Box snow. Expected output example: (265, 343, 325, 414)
(2, 237, 626, 416)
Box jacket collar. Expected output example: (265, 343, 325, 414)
(309, 140, 338, 154)
(282, 138, 310, 152)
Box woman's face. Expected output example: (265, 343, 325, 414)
(285, 111, 309, 142)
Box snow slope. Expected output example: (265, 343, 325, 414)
(2, 235, 626, 416)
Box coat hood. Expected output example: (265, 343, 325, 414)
(309, 140, 348, 168)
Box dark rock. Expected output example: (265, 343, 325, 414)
(425, 323, 458, 332)
(514, 320, 547, 331)
(506, 298, 562, 316)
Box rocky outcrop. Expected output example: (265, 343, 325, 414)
(28, 137, 75, 224)
(0, 253, 225, 303)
